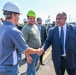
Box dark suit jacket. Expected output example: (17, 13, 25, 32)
(17, 26, 22, 30)
(43, 24, 76, 69)
(41, 25, 47, 45)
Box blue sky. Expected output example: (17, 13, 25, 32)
(0, 0, 76, 23)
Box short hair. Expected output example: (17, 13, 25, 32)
(37, 17, 42, 21)
(3, 11, 19, 19)
(56, 12, 67, 19)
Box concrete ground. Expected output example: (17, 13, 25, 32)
(19, 47, 68, 75)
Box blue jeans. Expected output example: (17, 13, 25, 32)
(26, 54, 39, 75)
(0, 65, 20, 75)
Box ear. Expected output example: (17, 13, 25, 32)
(11, 13, 15, 19)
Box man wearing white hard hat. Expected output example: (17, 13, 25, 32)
(23, 18, 28, 25)
(0, 2, 43, 75)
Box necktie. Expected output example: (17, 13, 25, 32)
(60, 27, 64, 55)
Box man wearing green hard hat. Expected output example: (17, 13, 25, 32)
(22, 10, 41, 75)
(27, 10, 36, 17)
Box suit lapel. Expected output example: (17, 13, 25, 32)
(55, 26, 61, 45)
(41, 26, 43, 36)
(65, 24, 70, 45)
(56, 26, 60, 40)
(41, 26, 42, 32)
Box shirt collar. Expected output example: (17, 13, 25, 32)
(3, 21, 15, 26)
(59, 23, 67, 30)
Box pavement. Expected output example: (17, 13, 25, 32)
(37, 53, 55, 75)
(19, 47, 68, 75)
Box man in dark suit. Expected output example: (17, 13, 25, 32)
(42, 12, 76, 75)
(36, 17, 47, 65)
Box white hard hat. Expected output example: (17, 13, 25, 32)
(45, 19, 50, 25)
(2, 2, 21, 14)
(23, 18, 28, 22)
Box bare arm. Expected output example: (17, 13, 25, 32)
(24, 47, 43, 56)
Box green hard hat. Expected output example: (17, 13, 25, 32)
(27, 10, 36, 17)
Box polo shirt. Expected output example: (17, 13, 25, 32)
(0, 21, 29, 66)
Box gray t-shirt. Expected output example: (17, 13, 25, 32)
(22, 24, 41, 48)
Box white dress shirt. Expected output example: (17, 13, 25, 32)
(58, 24, 67, 56)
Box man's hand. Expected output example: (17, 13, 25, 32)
(26, 54, 33, 64)
(36, 48, 44, 56)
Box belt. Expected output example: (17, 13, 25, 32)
(61, 56, 66, 59)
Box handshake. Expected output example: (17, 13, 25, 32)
(36, 48, 44, 56)
(25, 47, 44, 56)
(26, 48, 44, 64)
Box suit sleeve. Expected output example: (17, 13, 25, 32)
(42, 29, 53, 51)
(44, 26, 47, 41)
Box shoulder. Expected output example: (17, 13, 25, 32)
(41, 25, 45, 27)
(4, 26, 22, 38)
(66, 24, 76, 33)
(22, 24, 30, 31)
(22, 24, 29, 29)
(41, 25, 46, 29)
(12, 27, 22, 35)
(49, 25, 57, 32)
(67, 24, 76, 29)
